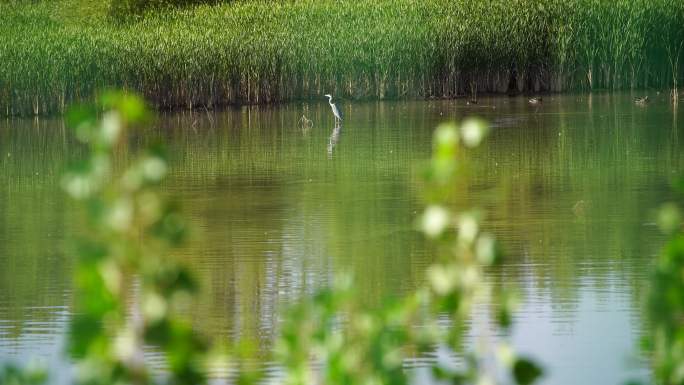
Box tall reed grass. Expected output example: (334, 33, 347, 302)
(1, 0, 683, 115)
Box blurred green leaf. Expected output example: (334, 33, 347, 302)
(624, 380, 644, 385)
(66, 104, 97, 143)
(672, 175, 684, 195)
(69, 314, 104, 358)
(460, 117, 489, 148)
(513, 358, 544, 385)
(100, 90, 148, 124)
(0, 363, 47, 385)
(657, 203, 682, 235)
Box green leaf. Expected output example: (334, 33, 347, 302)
(672, 175, 684, 195)
(68, 314, 104, 358)
(460, 117, 489, 148)
(657, 203, 682, 235)
(100, 90, 148, 124)
(118, 94, 147, 123)
(0, 363, 47, 385)
(513, 358, 543, 385)
(66, 104, 97, 143)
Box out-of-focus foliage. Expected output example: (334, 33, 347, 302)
(19, 89, 684, 385)
(4, 94, 545, 384)
(645, 185, 684, 385)
(274, 118, 543, 385)
(1, 0, 683, 115)
(62, 91, 212, 385)
(0, 364, 46, 385)
(5, 103, 544, 384)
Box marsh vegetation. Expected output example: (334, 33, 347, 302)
(1, 0, 683, 115)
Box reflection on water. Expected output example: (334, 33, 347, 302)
(327, 125, 342, 158)
(0, 94, 682, 384)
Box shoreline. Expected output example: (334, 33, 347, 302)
(2, 90, 677, 122)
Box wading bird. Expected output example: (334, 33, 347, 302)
(324, 94, 342, 125)
(528, 97, 542, 105)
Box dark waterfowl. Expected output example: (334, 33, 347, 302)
(634, 96, 649, 105)
(528, 97, 542, 105)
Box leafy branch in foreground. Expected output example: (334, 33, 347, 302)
(5, 94, 543, 385)
(275, 119, 543, 385)
(62, 92, 211, 385)
(0, 363, 46, 385)
(645, 194, 684, 385)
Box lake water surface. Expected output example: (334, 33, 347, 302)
(1, 93, 682, 384)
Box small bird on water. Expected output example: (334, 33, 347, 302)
(528, 97, 542, 105)
(324, 94, 342, 126)
(634, 96, 649, 105)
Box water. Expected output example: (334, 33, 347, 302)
(1, 93, 682, 384)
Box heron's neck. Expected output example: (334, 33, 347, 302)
(327, 96, 333, 105)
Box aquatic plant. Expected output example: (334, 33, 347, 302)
(0, 0, 683, 115)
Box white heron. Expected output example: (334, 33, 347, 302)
(324, 94, 342, 125)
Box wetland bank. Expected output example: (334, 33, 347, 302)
(1, 0, 684, 115)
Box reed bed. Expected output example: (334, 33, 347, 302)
(1, 0, 683, 115)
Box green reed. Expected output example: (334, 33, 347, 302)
(1, 0, 683, 115)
